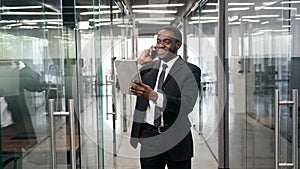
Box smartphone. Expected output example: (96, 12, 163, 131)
(150, 49, 157, 59)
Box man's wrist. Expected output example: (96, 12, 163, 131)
(149, 90, 158, 102)
(137, 59, 144, 65)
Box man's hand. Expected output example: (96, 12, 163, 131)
(137, 45, 156, 65)
(130, 80, 158, 102)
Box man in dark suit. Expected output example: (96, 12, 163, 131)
(130, 26, 201, 169)
(1, 60, 46, 168)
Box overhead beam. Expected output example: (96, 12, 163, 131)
(120, 0, 132, 15)
(171, 0, 200, 26)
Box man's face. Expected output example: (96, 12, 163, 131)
(155, 29, 181, 61)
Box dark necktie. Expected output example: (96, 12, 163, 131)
(154, 64, 168, 127)
(157, 64, 168, 90)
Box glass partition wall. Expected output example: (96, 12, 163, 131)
(185, 1, 221, 165)
(0, 0, 106, 168)
(0, 0, 66, 168)
(3, 0, 300, 169)
(185, 0, 300, 168)
(100, 7, 134, 169)
(185, 1, 234, 168)
(227, 0, 300, 168)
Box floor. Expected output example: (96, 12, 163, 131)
(102, 91, 218, 169)
(3, 89, 297, 168)
(103, 127, 218, 169)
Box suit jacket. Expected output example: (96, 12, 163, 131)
(130, 57, 201, 161)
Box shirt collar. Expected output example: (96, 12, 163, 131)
(160, 55, 179, 70)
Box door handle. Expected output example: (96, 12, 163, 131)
(49, 99, 76, 169)
(275, 89, 298, 169)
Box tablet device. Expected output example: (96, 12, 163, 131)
(114, 59, 141, 94)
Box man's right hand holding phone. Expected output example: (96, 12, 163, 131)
(137, 45, 157, 65)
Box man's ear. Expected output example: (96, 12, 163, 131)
(176, 41, 182, 49)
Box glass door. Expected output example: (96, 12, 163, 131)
(0, 0, 107, 168)
(228, 0, 300, 168)
(73, 0, 105, 168)
(0, 0, 70, 168)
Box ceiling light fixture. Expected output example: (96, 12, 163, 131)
(138, 21, 170, 25)
(229, 16, 239, 22)
(133, 10, 177, 14)
(206, 3, 218, 6)
(78, 21, 90, 30)
(0, 6, 42, 10)
(281, 1, 300, 4)
(228, 7, 250, 11)
(80, 10, 122, 15)
(75, 5, 119, 9)
(6, 23, 23, 27)
(228, 3, 255, 6)
(242, 15, 279, 19)
(263, 29, 289, 32)
(251, 31, 264, 36)
(189, 20, 218, 24)
(135, 17, 175, 21)
(191, 16, 218, 20)
(263, 1, 278, 6)
(261, 21, 269, 25)
(255, 6, 297, 10)
(241, 19, 260, 23)
(191, 16, 239, 22)
(228, 22, 241, 25)
(206, 3, 255, 6)
(132, 4, 184, 8)
(88, 18, 125, 22)
(19, 26, 39, 29)
(1, 12, 60, 15)
(201, 9, 218, 13)
(282, 25, 291, 28)
(44, 26, 62, 29)
(0, 20, 17, 24)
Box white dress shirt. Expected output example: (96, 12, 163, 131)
(144, 56, 179, 125)
(0, 97, 13, 127)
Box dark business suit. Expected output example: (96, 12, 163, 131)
(130, 57, 201, 167)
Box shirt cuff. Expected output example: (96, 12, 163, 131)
(137, 64, 143, 69)
(154, 91, 164, 108)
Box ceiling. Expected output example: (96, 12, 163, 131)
(0, 0, 299, 37)
(0, 0, 202, 36)
(75, 0, 203, 36)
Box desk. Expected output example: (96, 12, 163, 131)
(1, 124, 80, 168)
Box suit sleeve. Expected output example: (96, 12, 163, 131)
(163, 64, 201, 115)
(20, 66, 46, 92)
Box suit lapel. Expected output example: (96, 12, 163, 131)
(142, 58, 185, 89)
(163, 58, 185, 85)
(142, 60, 161, 89)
